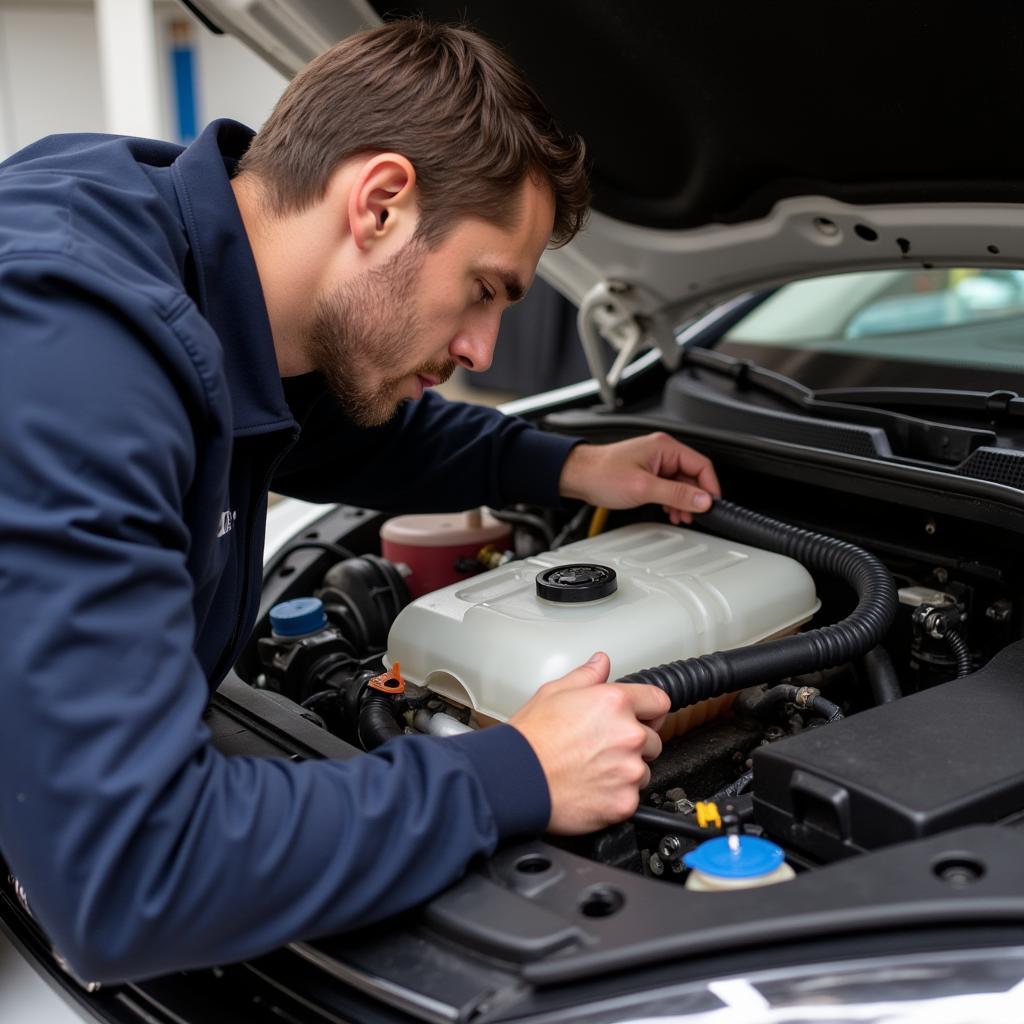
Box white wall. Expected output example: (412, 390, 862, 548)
(0, 2, 106, 156)
(154, 1, 287, 137)
(0, 0, 288, 160)
(188, 13, 288, 129)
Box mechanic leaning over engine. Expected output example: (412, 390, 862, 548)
(0, 20, 720, 981)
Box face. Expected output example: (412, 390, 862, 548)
(303, 176, 556, 426)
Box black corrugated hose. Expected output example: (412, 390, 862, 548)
(621, 499, 898, 711)
(944, 629, 973, 678)
(358, 693, 405, 749)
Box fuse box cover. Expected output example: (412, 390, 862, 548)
(753, 640, 1024, 860)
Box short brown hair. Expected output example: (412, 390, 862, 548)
(236, 19, 589, 248)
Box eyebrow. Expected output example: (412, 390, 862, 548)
(481, 265, 526, 304)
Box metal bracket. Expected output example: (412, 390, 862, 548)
(577, 280, 681, 406)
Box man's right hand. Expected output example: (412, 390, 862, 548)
(508, 652, 671, 834)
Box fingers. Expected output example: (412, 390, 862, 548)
(542, 651, 610, 693)
(678, 445, 721, 499)
(640, 723, 663, 762)
(647, 475, 714, 519)
(636, 434, 720, 521)
(647, 709, 670, 734)
(612, 681, 671, 721)
(647, 434, 721, 496)
(636, 688, 671, 734)
(558, 434, 721, 519)
(696, 459, 721, 499)
(514, 674, 666, 834)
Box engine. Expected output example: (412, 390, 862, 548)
(243, 495, 1016, 889)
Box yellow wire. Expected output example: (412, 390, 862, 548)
(588, 506, 609, 538)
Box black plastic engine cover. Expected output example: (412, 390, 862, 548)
(753, 640, 1024, 861)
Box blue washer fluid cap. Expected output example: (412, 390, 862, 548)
(683, 835, 785, 879)
(269, 597, 327, 637)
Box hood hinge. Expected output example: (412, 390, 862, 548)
(577, 280, 681, 406)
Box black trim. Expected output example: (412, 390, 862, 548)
(177, 1, 225, 34)
(543, 408, 1024, 533)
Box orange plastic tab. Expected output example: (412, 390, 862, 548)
(367, 662, 406, 694)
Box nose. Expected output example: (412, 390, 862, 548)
(449, 318, 499, 373)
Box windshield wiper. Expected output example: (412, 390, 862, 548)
(682, 348, 997, 464)
(815, 386, 1024, 424)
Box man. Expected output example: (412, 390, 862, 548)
(0, 20, 718, 981)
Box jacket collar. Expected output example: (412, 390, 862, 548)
(171, 119, 296, 437)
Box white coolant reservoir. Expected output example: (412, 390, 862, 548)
(385, 523, 820, 723)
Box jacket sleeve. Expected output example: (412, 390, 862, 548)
(0, 262, 551, 982)
(272, 378, 580, 512)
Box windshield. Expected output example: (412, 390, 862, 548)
(716, 268, 1024, 391)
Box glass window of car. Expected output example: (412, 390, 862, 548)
(716, 268, 1024, 391)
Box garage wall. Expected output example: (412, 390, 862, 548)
(181, 10, 287, 131)
(0, 2, 106, 155)
(0, 0, 287, 161)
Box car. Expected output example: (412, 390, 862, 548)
(6, 2, 1024, 1022)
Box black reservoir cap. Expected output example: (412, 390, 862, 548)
(536, 564, 617, 603)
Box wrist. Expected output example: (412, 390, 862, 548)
(558, 442, 596, 501)
(447, 724, 551, 838)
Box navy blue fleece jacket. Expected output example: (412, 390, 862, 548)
(0, 120, 578, 981)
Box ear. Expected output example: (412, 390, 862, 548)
(347, 153, 418, 252)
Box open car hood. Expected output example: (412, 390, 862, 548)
(183, 0, 1024, 395)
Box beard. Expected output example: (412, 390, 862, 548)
(303, 240, 456, 427)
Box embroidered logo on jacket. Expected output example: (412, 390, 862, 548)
(217, 509, 238, 538)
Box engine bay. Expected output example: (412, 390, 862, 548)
(240, 424, 1024, 893)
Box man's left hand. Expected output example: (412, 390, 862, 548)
(559, 433, 721, 525)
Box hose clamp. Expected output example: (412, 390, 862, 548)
(912, 603, 962, 640)
(793, 686, 819, 709)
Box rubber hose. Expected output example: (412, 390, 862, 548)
(710, 769, 754, 802)
(945, 628, 973, 678)
(861, 645, 902, 704)
(810, 694, 844, 723)
(735, 684, 796, 719)
(631, 805, 712, 840)
(622, 499, 898, 710)
(491, 508, 554, 547)
(357, 693, 404, 749)
(737, 683, 844, 724)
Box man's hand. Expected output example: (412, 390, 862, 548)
(559, 433, 720, 525)
(509, 653, 671, 834)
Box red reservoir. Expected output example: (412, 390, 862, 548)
(380, 508, 511, 598)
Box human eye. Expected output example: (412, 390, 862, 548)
(477, 280, 496, 305)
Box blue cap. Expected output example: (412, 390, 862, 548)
(683, 835, 786, 879)
(269, 597, 327, 637)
